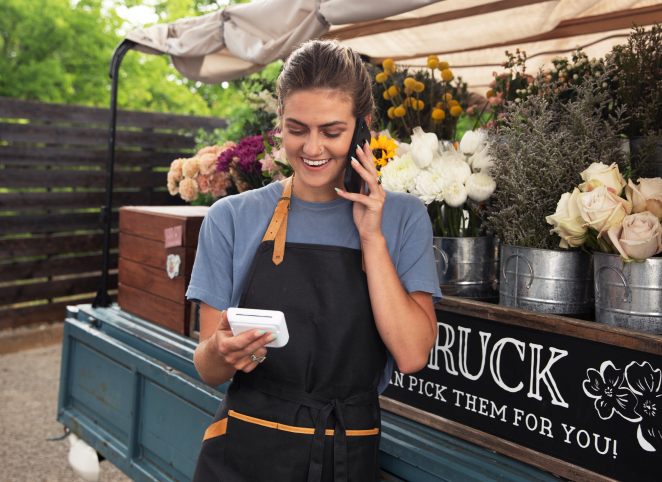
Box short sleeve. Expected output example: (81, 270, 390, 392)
(186, 203, 235, 311)
(396, 209, 443, 304)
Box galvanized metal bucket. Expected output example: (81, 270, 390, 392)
(499, 245, 594, 314)
(433, 236, 499, 300)
(594, 252, 662, 334)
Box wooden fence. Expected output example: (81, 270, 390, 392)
(0, 98, 226, 329)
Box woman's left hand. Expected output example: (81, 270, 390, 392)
(336, 142, 385, 243)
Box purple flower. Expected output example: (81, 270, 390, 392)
(626, 361, 662, 452)
(583, 361, 640, 422)
(216, 135, 265, 175)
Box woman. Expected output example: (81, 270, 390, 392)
(189, 40, 441, 482)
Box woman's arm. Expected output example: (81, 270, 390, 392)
(194, 302, 277, 386)
(336, 144, 437, 374)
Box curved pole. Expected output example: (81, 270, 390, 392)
(93, 39, 137, 308)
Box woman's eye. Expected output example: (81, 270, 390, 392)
(288, 130, 305, 136)
(324, 132, 341, 138)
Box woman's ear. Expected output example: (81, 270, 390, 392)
(364, 114, 372, 127)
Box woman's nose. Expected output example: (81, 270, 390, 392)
(303, 134, 323, 157)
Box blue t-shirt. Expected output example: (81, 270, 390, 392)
(187, 181, 442, 393)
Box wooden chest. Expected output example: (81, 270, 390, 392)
(118, 206, 208, 335)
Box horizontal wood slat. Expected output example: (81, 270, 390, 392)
(0, 97, 227, 130)
(0, 212, 119, 235)
(0, 273, 117, 305)
(0, 146, 190, 167)
(0, 232, 117, 260)
(118, 283, 188, 334)
(0, 191, 179, 212)
(0, 294, 117, 330)
(0, 253, 117, 282)
(0, 123, 195, 150)
(0, 169, 166, 189)
(118, 233, 194, 276)
(118, 258, 187, 304)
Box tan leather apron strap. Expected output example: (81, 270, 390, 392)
(262, 176, 293, 265)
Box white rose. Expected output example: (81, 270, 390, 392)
(608, 212, 662, 261)
(380, 152, 421, 193)
(625, 177, 662, 219)
(546, 188, 587, 248)
(578, 186, 632, 237)
(579, 162, 626, 196)
(444, 181, 468, 207)
(465, 173, 496, 202)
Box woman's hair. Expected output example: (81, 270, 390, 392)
(276, 39, 374, 119)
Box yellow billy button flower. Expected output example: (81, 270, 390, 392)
(375, 72, 388, 83)
(432, 108, 445, 120)
(387, 107, 396, 119)
(413, 81, 425, 93)
(448, 100, 459, 107)
(404, 86, 413, 95)
(404, 97, 414, 107)
(385, 65, 396, 75)
(394, 106, 406, 117)
(438, 61, 450, 70)
(486, 89, 493, 98)
(383, 90, 392, 100)
(450, 105, 463, 117)
(382, 58, 395, 71)
(441, 69, 454, 82)
(436, 102, 445, 109)
(403, 77, 416, 89)
(388, 85, 400, 97)
(427, 58, 439, 69)
(442, 93, 453, 101)
(415, 99, 425, 110)
(428, 55, 439, 62)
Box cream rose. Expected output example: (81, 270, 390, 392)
(546, 188, 588, 248)
(167, 180, 178, 196)
(625, 177, 662, 220)
(178, 177, 199, 202)
(182, 157, 200, 179)
(196, 174, 213, 195)
(579, 162, 626, 196)
(607, 212, 662, 260)
(578, 186, 632, 236)
(169, 159, 184, 182)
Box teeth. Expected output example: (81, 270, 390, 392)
(303, 158, 330, 167)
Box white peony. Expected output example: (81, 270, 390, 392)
(413, 168, 447, 205)
(469, 145, 495, 173)
(440, 158, 472, 185)
(380, 152, 421, 193)
(444, 181, 468, 207)
(465, 173, 496, 202)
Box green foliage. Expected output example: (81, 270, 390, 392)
(0, 0, 252, 115)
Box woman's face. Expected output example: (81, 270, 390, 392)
(282, 89, 363, 200)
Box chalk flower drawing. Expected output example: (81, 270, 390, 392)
(625, 361, 662, 452)
(583, 361, 640, 422)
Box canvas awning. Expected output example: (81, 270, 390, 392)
(125, 0, 662, 90)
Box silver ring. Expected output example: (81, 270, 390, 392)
(250, 354, 266, 363)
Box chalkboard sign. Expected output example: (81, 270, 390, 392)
(383, 302, 662, 482)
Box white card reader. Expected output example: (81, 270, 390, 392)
(227, 307, 289, 348)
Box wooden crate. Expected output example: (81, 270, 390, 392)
(118, 206, 208, 335)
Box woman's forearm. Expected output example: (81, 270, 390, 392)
(363, 234, 437, 374)
(194, 331, 237, 387)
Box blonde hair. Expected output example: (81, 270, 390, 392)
(277, 39, 374, 120)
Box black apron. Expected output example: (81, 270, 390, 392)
(193, 178, 387, 482)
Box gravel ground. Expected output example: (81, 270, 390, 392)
(0, 344, 132, 482)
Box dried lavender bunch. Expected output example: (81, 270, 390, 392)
(483, 79, 627, 249)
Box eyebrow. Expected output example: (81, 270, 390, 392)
(285, 118, 347, 128)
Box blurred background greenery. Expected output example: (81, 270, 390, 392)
(0, 0, 279, 117)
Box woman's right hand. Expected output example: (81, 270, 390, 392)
(213, 310, 276, 373)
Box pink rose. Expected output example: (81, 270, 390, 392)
(578, 186, 632, 237)
(182, 157, 200, 179)
(625, 177, 662, 220)
(607, 211, 662, 261)
(196, 146, 216, 157)
(178, 177, 199, 202)
(169, 159, 184, 182)
(210, 171, 230, 198)
(199, 153, 217, 176)
(197, 174, 213, 195)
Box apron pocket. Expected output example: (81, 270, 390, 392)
(346, 432, 380, 482)
(271, 429, 315, 482)
(223, 411, 278, 481)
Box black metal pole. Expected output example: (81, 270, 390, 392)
(93, 39, 136, 308)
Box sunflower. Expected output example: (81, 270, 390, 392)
(370, 134, 397, 170)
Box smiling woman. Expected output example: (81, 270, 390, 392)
(188, 39, 442, 482)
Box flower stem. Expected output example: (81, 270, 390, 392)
(436, 202, 447, 237)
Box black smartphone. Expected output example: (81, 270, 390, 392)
(344, 117, 372, 193)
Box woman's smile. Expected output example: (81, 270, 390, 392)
(301, 157, 332, 168)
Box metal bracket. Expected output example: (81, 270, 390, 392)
(433, 245, 449, 276)
(595, 265, 631, 303)
(502, 254, 534, 289)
